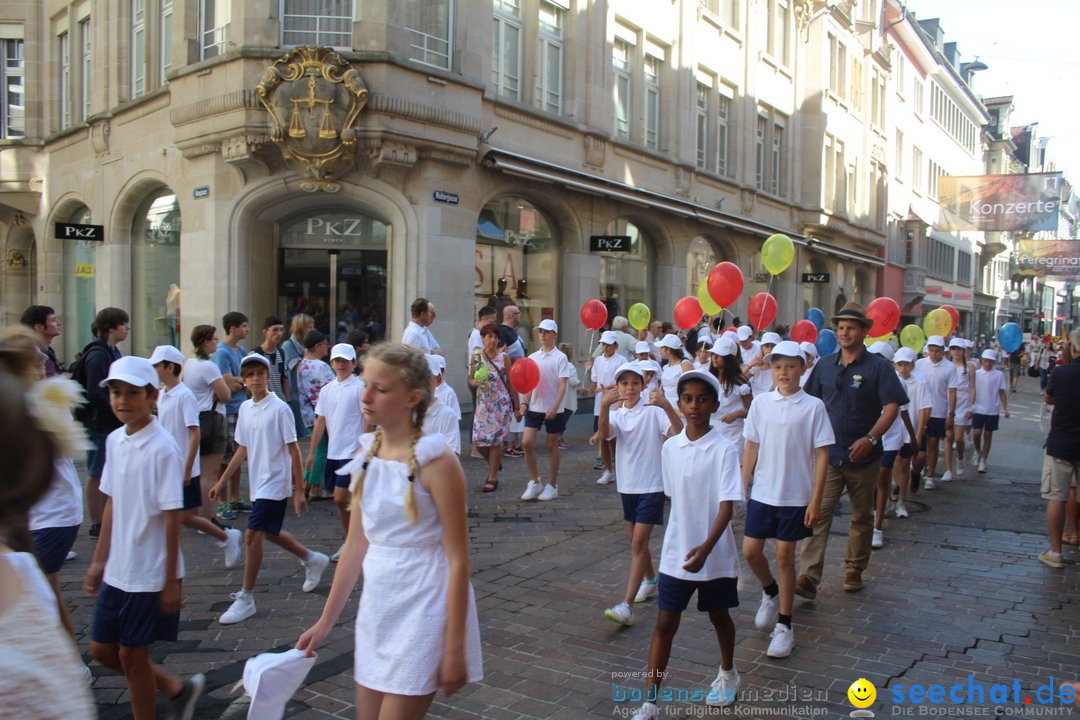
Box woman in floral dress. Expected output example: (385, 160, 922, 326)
(296, 331, 334, 498)
(469, 323, 520, 492)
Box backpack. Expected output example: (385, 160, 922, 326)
(68, 344, 109, 424)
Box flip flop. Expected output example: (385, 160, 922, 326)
(482, 480, 499, 493)
(1062, 533, 1079, 546)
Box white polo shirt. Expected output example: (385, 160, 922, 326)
(973, 367, 1008, 416)
(660, 428, 743, 581)
(590, 353, 624, 415)
(914, 357, 964, 419)
(435, 382, 462, 420)
(466, 328, 483, 370)
(740, 341, 762, 367)
(182, 358, 225, 415)
(29, 458, 83, 531)
(157, 382, 201, 478)
(743, 390, 834, 507)
(235, 392, 297, 501)
(314, 375, 366, 460)
(606, 400, 672, 494)
(898, 374, 932, 444)
(100, 419, 185, 592)
(526, 346, 573, 414)
(710, 382, 752, 450)
(749, 363, 775, 396)
(423, 400, 461, 455)
(402, 321, 440, 353)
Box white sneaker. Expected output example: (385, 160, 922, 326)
(754, 591, 779, 630)
(596, 470, 614, 485)
(219, 590, 256, 624)
(223, 528, 243, 569)
(766, 623, 795, 658)
(707, 667, 740, 706)
(65, 550, 78, 562)
(872, 528, 884, 549)
(956, 464, 965, 477)
(604, 602, 633, 625)
(301, 552, 329, 592)
(924, 477, 937, 490)
(631, 702, 660, 718)
(520, 480, 542, 501)
(331, 544, 345, 562)
(978, 460, 987, 474)
(941, 470, 953, 482)
(894, 501, 909, 518)
(537, 484, 559, 501)
(634, 577, 659, 603)
(972, 453, 980, 467)
(82, 664, 93, 687)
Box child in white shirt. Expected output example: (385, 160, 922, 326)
(583, 331, 624, 484)
(424, 354, 462, 455)
(893, 347, 932, 515)
(741, 341, 834, 659)
(867, 343, 917, 548)
(971, 349, 1009, 473)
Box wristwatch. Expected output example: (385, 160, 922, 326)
(866, 434, 879, 447)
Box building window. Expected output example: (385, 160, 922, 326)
(717, 93, 731, 177)
(282, 0, 353, 50)
(687, 236, 718, 296)
(160, 0, 173, 82)
(612, 37, 631, 139)
(700, 0, 737, 28)
(928, 160, 944, 200)
(755, 108, 786, 196)
(695, 83, 708, 169)
(870, 162, 886, 231)
(599, 218, 653, 319)
(63, 206, 97, 362)
(770, 120, 784, 195)
(59, 32, 70, 129)
(871, 68, 885, 129)
(828, 34, 847, 101)
(824, 135, 846, 213)
(895, 129, 903, 179)
(849, 57, 863, 112)
(957, 250, 972, 286)
(767, 0, 790, 65)
(926, 237, 955, 281)
(913, 75, 924, 116)
(131, 189, 182, 356)
(847, 157, 858, 218)
(755, 115, 766, 190)
(80, 19, 91, 120)
(895, 54, 905, 96)
(912, 146, 924, 194)
(492, 0, 522, 99)
(535, 1, 562, 113)
(643, 51, 660, 150)
(200, 0, 230, 59)
(131, 0, 146, 96)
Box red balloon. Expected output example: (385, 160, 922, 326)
(673, 296, 703, 331)
(707, 262, 744, 309)
(790, 319, 818, 344)
(580, 299, 608, 330)
(508, 357, 540, 394)
(866, 297, 901, 337)
(940, 304, 959, 334)
(748, 292, 777, 330)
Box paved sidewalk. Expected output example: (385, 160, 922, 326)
(70, 378, 1079, 718)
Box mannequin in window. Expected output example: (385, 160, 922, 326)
(165, 284, 181, 346)
(516, 279, 529, 300)
(834, 288, 848, 317)
(488, 277, 512, 315)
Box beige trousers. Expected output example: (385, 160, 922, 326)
(799, 461, 881, 584)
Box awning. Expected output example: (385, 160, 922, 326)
(482, 148, 884, 267)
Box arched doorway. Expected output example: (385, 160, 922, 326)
(598, 218, 652, 324)
(131, 188, 181, 356)
(62, 205, 96, 359)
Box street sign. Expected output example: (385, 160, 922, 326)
(590, 235, 632, 252)
(55, 222, 104, 241)
(433, 190, 459, 205)
(193, 186, 210, 199)
(801, 272, 830, 283)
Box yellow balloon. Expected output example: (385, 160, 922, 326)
(697, 277, 722, 316)
(900, 324, 925, 352)
(923, 309, 951, 338)
(761, 233, 795, 276)
(627, 302, 651, 331)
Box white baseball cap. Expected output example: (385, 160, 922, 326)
(425, 354, 446, 376)
(330, 343, 357, 362)
(894, 347, 917, 363)
(799, 341, 818, 358)
(654, 334, 683, 351)
(99, 356, 158, 388)
(536, 319, 558, 333)
(948, 338, 965, 349)
(676, 369, 722, 398)
(600, 330, 619, 345)
(760, 332, 782, 346)
(868, 341, 895, 362)
(639, 359, 661, 374)
(697, 335, 713, 348)
(981, 349, 999, 361)
(243, 649, 317, 720)
(634, 341, 652, 355)
(709, 337, 739, 357)
(763, 340, 806, 364)
(614, 361, 645, 381)
(240, 352, 271, 370)
(926, 335, 946, 347)
(736, 325, 754, 341)
(148, 345, 186, 367)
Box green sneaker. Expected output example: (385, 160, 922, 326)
(216, 502, 237, 520)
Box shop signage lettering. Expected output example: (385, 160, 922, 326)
(74, 263, 95, 278)
(801, 273, 830, 283)
(55, 222, 104, 241)
(590, 235, 631, 252)
(433, 190, 460, 205)
(305, 217, 366, 239)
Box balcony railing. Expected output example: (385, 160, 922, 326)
(903, 265, 927, 295)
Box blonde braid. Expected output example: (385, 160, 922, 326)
(404, 425, 421, 523)
(348, 427, 383, 511)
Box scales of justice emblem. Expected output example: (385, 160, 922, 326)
(256, 45, 369, 192)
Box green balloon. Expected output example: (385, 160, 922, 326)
(628, 303, 651, 331)
(899, 324, 925, 352)
(761, 233, 795, 276)
(697, 277, 722, 315)
(473, 365, 489, 382)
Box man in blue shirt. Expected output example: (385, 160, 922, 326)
(797, 303, 908, 597)
(1039, 328, 1080, 568)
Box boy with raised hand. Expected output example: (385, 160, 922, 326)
(211, 354, 328, 625)
(582, 331, 625, 482)
(593, 362, 681, 625)
(150, 345, 242, 569)
(632, 371, 744, 718)
(741, 341, 833, 659)
(971, 349, 1009, 473)
(84, 356, 204, 720)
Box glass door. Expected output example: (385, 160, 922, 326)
(278, 248, 387, 341)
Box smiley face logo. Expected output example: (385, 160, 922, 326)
(848, 678, 876, 708)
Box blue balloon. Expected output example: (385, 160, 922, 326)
(998, 322, 1023, 354)
(816, 328, 838, 356)
(805, 307, 825, 331)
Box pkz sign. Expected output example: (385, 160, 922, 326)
(801, 272, 830, 283)
(55, 222, 105, 241)
(589, 235, 632, 252)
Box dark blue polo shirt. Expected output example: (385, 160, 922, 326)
(1045, 358, 1080, 461)
(804, 346, 909, 467)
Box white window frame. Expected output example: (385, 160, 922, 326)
(895, 128, 903, 179)
(535, 1, 562, 113)
(770, 118, 785, 196)
(717, 89, 731, 177)
(281, 0, 355, 51)
(768, 0, 790, 65)
(131, 0, 146, 97)
(200, 0, 230, 60)
(612, 36, 631, 140)
(160, 0, 173, 83)
(755, 114, 766, 190)
(828, 34, 847, 101)
(643, 50, 661, 150)
(695, 82, 708, 169)
(492, 0, 522, 99)
(80, 18, 91, 120)
(59, 31, 70, 129)
(912, 146, 924, 194)
(913, 75, 924, 117)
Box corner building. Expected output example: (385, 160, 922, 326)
(2, 0, 903, 395)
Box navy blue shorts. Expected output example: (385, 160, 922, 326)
(744, 498, 812, 541)
(247, 498, 288, 536)
(32, 525, 79, 575)
(620, 491, 665, 525)
(658, 573, 739, 613)
(899, 442, 914, 459)
(972, 413, 999, 432)
(182, 475, 202, 510)
(87, 429, 108, 477)
(91, 582, 180, 647)
(325, 457, 352, 490)
(881, 450, 899, 469)
(926, 416, 947, 438)
(524, 410, 568, 435)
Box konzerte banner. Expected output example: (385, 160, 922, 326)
(938, 173, 1062, 231)
(1013, 238, 1080, 278)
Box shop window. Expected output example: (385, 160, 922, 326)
(282, 0, 353, 49)
(475, 196, 558, 347)
(598, 218, 652, 324)
(686, 236, 716, 297)
(63, 206, 97, 360)
(131, 189, 181, 356)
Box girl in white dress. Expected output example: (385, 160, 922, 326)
(655, 335, 693, 409)
(297, 343, 482, 719)
(707, 336, 752, 452)
(945, 338, 975, 477)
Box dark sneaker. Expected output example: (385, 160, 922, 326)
(166, 673, 205, 720)
(88, 523, 101, 538)
(232, 500, 252, 513)
(216, 502, 237, 521)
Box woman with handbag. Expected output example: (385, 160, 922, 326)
(469, 323, 521, 493)
(184, 326, 233, 520)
